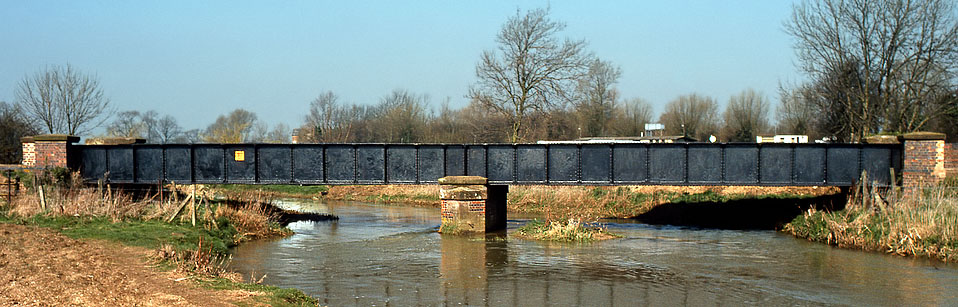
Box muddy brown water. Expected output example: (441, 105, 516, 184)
(229, 199, 958, 306)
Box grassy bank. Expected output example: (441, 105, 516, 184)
(784, 183, 958, 262)
(0, 171, 318, 306)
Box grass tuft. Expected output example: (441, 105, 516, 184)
(514, 218, 617, 242)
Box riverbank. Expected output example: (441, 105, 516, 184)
(215, 184, 838, 218)
(0, 174, 319, 306)
(207, 183, 958, 261)
(216, 184, 838, 241)
(784, 183, 958, 262)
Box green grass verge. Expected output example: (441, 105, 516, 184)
(2, 215, 237, 253)
(197, 277, 319, 307)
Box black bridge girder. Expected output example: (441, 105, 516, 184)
(71, 143, 902, 186)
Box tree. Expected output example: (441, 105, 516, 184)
(0, 101, 38, 164)
(372, 89, 429, 143)
(785, 0, 958, 141)
(612, 98, 654, 137)
(721, 89, 770, 142)
(106, 110, 146, 138)
(152, 115, 183, 144)
(775, 84, 818, 137)
(575, 59, 622, 137)
(14, 64, 112, 135)
(659, 94, 719, 141)
(304, 91, 355, 143)
(105, 110, 182, 143)
(470, 8, 591, 142)
(265, 123, 291, 143)
(202, 109, 259, 143)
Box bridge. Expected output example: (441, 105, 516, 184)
(71, 142, 901, 186)
(25, 133, 952, 233)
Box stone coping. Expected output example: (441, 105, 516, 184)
(19, 136, 34, 143)
(84, 137, 146, 145)
(899, 132, 946, 141)
(31, 134, 80, 142)
(438, 176, 488, 185)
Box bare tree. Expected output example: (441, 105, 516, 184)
(153, 115, 183, 144)
(612, 98, 654, 137)
(177, 129, 201, 143)
(721, 89, 770, 142)
(785, 0, 958, 140)
(266, 123, 291, 143)
(371, 89, 429, 143)
(776, 83, 823, 139)
(106, 110, 145, 138)
(659, 94, 719, 141)
(575, 59, 622, 137)
(469, 8, 591, 142)
(304, 91, 356, 143)
(15, 64, 112, 135)
(202, 109, 259, 143)
(0, 101, 38, 163)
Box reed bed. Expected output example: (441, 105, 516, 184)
(784, 180, 958, 262)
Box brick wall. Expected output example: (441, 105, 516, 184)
(902, 138, 946, 186)
(35, 141, 69, 168)
(946, 143, 958, 178)
(20, 135, 79, 169)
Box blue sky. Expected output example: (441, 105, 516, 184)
(0, 1, 801, 132)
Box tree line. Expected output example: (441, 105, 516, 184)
(2, 2, 957, 164)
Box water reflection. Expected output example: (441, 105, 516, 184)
(229, 200, 958, 306)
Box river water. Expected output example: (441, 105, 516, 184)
(229, 199, 958, 306)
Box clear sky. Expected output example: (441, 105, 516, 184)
(0, 1, 802, 133)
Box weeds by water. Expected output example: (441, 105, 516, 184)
(784, 180, 958, 262)
(515, 219, 617, 242)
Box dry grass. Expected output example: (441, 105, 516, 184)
(785, 180, 958, 262)
(324, 185, 440, 206)
(314, 184, 838, 221)
(215, 201, 290, 242)
(153, 240, 239, 280)
(508, 185, 839, 220)
(4, 174, 289, 242)
(9, 173, 152, 221)
(514, 218, 617, 242)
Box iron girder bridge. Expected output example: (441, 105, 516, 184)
(72, 143, 902, 187)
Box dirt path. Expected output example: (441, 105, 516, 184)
(0, 223, 255, 306)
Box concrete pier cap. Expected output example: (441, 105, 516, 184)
(438, 176, 507, 234)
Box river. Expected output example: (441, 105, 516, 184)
(229, 199, 958, 306)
